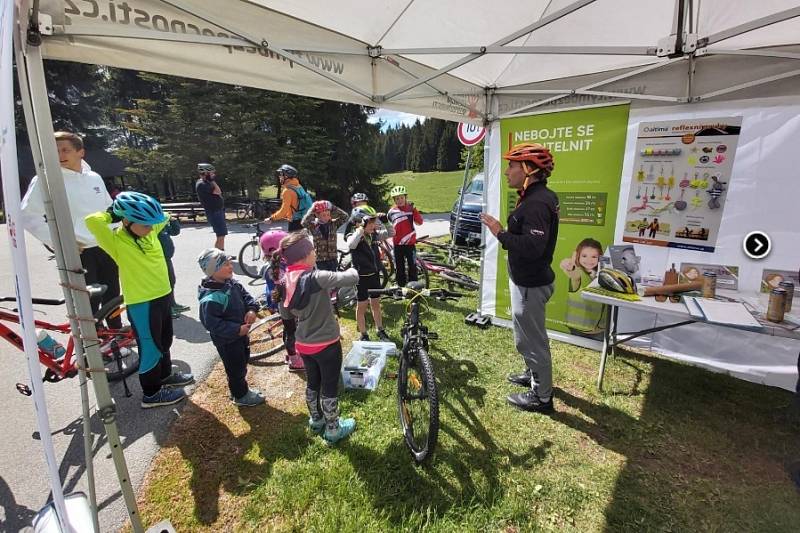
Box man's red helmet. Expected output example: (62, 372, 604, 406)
(503, 143, 554, 178)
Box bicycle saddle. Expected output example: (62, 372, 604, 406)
(406, 281, 426, 291)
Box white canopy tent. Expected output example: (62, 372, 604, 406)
(7, 1, 800, 529)
(25, 0, 800, 123)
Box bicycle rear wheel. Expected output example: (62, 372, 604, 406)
(93, 295, 140, 381)
(236, 206, 250, 220)
(439, 270, 480, 291)
(249, 313, 286, 359)
(398, 346, 439, 464)
(238, 239, 263, 279)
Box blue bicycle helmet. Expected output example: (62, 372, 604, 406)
(112, 191, 167, 225)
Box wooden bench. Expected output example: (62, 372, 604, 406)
(161, 202, 204, 221)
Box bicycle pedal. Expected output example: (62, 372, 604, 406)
(465, 312, 491, 329)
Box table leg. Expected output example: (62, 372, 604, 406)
(610, 306, 619, 358)
(597, 304, 614, 391)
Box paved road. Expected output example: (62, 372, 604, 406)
(0, 214, 450, 532)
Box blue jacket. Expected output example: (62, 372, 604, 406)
(198, 277, 258, 345)
(158, 219, 180, 259)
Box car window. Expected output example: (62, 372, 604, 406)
(468, 178, 484, 194)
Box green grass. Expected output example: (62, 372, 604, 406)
(380, 170, 477, 213)
(134, 284, 800, 532)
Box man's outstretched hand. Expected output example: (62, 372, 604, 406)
(480, 213, 503, 237)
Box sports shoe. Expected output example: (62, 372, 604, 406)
(36, 330, 66, 361)
(233, 389, 266, 407)
(322, 417, 356, 444)
(170, 308, 181, 319)
(376, 329, 391, 342)
(288, 354, 305, 372)
(141, 387, 186, 409)
(359, 332, 370, 341)
(161, 371, 195, 388)
(173, 303, 191, 312)
(507, 368, 532, 388)
(308, 417, 325, 435)
(506, 390, 554, 414)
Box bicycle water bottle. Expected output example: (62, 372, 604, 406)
(36, 329, 66, 360)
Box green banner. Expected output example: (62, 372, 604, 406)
(497, 104, 630, 337)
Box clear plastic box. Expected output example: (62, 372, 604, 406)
(341, 341, 396, 390)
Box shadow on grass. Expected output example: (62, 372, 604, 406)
(340, 343, 552, 525)
(165, 399, 307, 525)
(553, 349, 800, 531)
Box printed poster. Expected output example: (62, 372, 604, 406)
(622, 117, 742, 253)
(497, 104, 630, 336)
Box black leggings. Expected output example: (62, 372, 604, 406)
(394, 244, 418, 287)
(81, 246, 122, 328)
(300, 341, 342, 398)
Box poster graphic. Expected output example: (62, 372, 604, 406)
(622, 117, 742, 253)
(497, 105, 630, 336)
(679, 263, 740, 290)
(760, 269, 799, 294)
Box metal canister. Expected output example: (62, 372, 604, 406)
(778, 281, 794, 313)
(702, 271, 717, 299)
(767, 288, 787, 323)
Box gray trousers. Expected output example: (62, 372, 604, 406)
(510, 280, 555, 399)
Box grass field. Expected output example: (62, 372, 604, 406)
(380, 170, 479, 214)
(130, 284, 800, 532)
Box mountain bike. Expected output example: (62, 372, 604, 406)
(0, 286, 139, 391)
(238, 222, 271, 279)
(369, 282, 463, 464)
(417, 257, 480, 291)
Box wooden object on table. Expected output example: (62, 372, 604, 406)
(643, 281, 703, 297)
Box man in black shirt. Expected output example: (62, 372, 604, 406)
(195, 163, 227, 250)
(481, 143, 559, 414)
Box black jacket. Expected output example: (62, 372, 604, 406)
(497, 180, 559, 288)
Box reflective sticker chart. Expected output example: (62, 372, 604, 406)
(622, 116, 743, 253)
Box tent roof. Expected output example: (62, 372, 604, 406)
(26, 0, 800, 122)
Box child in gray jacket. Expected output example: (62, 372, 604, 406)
(276, 231, 359, 443)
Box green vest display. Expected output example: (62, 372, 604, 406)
(565, 269, 605, 333)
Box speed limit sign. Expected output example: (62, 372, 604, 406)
(457, 123, 486, 146)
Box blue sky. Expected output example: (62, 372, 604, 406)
(367, 108, 425, 130)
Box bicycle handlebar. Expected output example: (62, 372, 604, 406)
(368, 286, 463, 300)
(0, 296, 65, 306)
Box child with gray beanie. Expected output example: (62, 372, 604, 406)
(274, 231, 359, 443)
(197, 248, 264, 407)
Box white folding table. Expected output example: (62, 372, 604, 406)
(581, 290, 800, 390)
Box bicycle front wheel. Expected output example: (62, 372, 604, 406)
(238, 239, 263, 279)
(249, 313, 286, 359)
(236, 206, 249, 220)
(94, 295, 140, 381)
(398, 347, 439, 464)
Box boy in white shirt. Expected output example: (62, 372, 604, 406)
(21, 131, 122, 328)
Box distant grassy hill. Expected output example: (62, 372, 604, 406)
(380, 170, 479, 213)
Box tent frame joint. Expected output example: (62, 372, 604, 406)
(367, 45, 382, 58)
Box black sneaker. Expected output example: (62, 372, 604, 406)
(506, 390, 554, 414)
(376, 329, 391, 342)
(507, 369, 532, 387)
(359, 333, 370, 341)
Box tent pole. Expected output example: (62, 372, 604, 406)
(17, 24, 144, 533)
(700, 6, 800, 47)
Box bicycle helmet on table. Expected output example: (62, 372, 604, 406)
(390, 185, 407, 197)
(351, 192, 368, 205)
(597, 268, 637, 294)
(112, 192, 167, 225)
(260, 229, 288, 255)
(503, 143, 555, 178)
